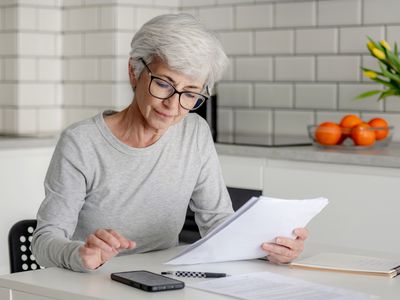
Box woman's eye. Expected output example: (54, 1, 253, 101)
(184, 93, 196, 99)
(155, 79, 171, 89)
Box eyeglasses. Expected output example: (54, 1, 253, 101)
(139, 58, 209, 111)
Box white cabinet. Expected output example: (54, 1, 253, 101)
(218, 154, 400, 254)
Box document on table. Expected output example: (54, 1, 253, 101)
(166, 196, 328, 265)
(188, 271, 376, 300)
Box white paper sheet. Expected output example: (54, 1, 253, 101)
(166, 196, 328, 265)
(189, 272, 375, 300)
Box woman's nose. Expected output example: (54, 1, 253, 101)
(162, 92, 180, 110)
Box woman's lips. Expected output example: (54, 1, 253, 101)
(155, 110, 174, 118)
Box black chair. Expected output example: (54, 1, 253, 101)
(8, 219, 41, 273)
(179, 187, 262, 243)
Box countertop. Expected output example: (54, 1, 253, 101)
(1, 136, 399, 169)
(215, 142, 400, 169)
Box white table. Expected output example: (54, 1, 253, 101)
(0, 244, 399, 300)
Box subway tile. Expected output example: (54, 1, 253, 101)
(114, 0, 150, 4)
(361, 55, 380, 82)
(274, 109, 314, 136)
(153, 0, 180, 7)
(116, 32, 134, 56)
(198, 6, 233, 30)
(275, 56, 314, 81)
(318, 0, 361, 26)
(217, 31, 253, 55)
(15, 58, 36, 81)
(361, 112, 400, 141)
(136, 7, 172, 28)
(0, 84, 17, 105)
(338, 84, 383, 111)
(63, 33, 83, 56)
(217, 108, 234, 143)
(3, 108, 17, 134)
(0, 59, 2, 81)
(100, 59, 116, 82)
(387, 26, 400, 46)
(0, 8, 3, 31)
(217, 83, 252, 107)
(84, 84, 114, 107)
(254, 83, 293, 108)
(4, 59, 17, 81)
(255, 30, 293, 54)
(63, 83, 83, 106)
(339, 26, 384, 53)
(100, 6, 115, 29)
(236, 4, 272, 29)
(19, 0, 58, 6)
(364, 0, 400, 24)
(38, 58, 61, 81)
(68, 59, 98, 81)
(64, 108, 99, 128)
(18, 7, 37, 30)
(4, 7, 17, 30)
(18, 33, 56, 56)
(295, 84, 336, 110)
(235, 57, 272, 81)
(235, 109, 273, 144)
(317, 56, 360, 82)
(179, 8, 197, 17)
(181, 0, 216, 7)
(85, 32, 115, 56)
(218, 0, 254, 4)
(0, 109, 3, 132)
(115, 6, 135, 30)
(0, 33, 17, 55)
(38, 8, 61, 32)
(221, 57, 234, 81)
(38, 108, 62, 133)
(18, 83, 56, 106)
(384, 97, 400, 113)
(16, 108, 37, 135)
(275, 1, 315, 27)
(296, 28, 337, 54)
(65, 7, 98, 31)
(62, 0, 83, 6)
(114, 83, 133, 107)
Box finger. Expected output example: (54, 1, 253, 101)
(86, 233, 116, 253)
(94, 229, 121, 249)
(275, 237, 304, 253)
(267, 253, 293, 264)
(261, 242, 295, 258)
(294, 228, 309, 241)
(107, 230, 136, 249)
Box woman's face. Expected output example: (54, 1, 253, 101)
(130, 58, 205, 132)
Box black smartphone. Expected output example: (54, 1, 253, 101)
(110, 270, 185, 292)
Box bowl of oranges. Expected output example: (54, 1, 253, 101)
(308, 115, 393, 149)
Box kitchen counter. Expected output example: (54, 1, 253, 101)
(215, 142, 400, 169)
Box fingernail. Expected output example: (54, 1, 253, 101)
(262, 243, 269, 249)
(276, 238, 281, 244)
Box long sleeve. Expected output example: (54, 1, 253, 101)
(189, 117, 234, 237)
(32, 130, 89, 272)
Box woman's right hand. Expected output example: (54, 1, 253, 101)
(79, 229, 136, 270)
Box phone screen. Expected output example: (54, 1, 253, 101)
(111, 270, 185, 292)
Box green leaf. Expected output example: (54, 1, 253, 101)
(387, 51, 400, 73)
(378, 89, 397, 100)
(379, 63, 400, 84)
(355, 90, 382, 100)
(395, 42, 399, 56)
(361, 67, 384, 76)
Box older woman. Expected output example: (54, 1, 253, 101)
(32, 14, 308, 272)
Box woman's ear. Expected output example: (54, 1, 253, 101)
(128, 58, 137, 89)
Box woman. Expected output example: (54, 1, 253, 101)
(32, 14, 308, 272)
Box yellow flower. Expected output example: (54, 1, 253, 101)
(372, 48, 386, 60)
(363, 70, 378, 79)
(367, 41, 375, 52)
(380, 40, 391, 51)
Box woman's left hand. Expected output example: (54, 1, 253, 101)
(261, 228, 308, 264)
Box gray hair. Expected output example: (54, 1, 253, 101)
(129, 13, 228, 94)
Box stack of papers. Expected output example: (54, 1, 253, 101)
(166, 196, 328, 265)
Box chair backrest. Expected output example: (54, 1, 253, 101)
(8, 219, 41, 273)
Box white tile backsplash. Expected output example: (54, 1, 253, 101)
(255, 30, 294, 54)
(255, 83, 293, 108)
(84, 84, 114, 107)
(217, 83, 253, 107)
(38, 8, 61, 32)
(296, 28, 337, 54)
(218, 31, 253, 55)
(363, 0, 400, 25)
(63, 83, 84, 106)
(317, 56, 360, 82)
(387, 26, 400, 46)
(317, 0, 361, 26)
(217, 108, 234, 143)
(18, 83, 56, 106)
(0, 33, 17, 55)
(63, 33, 83, 56)
(38, 58, 61, 81)
(38, 108, 62, 132)
(338, 84, 383, 111)
(275, 56, 315, 81)
(198, 6, 234, 30)
(339, 26, 384, 54)
(65, 7, 98, 31)
(18, 33, 57, 56)
(235, 56, 272, 81)
(236, 4, 272, 29)
(275, 1, 316, 27)
(0, 84, 17, 106)
(67, 58, 98, 81)
(274, 109, 314, 136)
(85, 32, 115, 55)
(18, 7, 37, 30)
(295, 84, 336, 110)
(235, 109, 272, 137)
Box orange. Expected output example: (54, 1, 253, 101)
(339, 114, 363, 137)
(351, 123, 376, 146)
(368, 118, 389, 140)
(315, 122, 342, 145)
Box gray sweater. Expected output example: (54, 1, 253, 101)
(32, 111, 234, 272)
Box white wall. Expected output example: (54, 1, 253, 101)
(0, 147, 54, 274)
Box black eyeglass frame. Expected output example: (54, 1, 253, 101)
(138, 58, 210, 111)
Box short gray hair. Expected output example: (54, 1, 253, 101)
(129, 13, 228, 93)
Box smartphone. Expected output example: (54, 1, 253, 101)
(110, 270, 185, 292)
